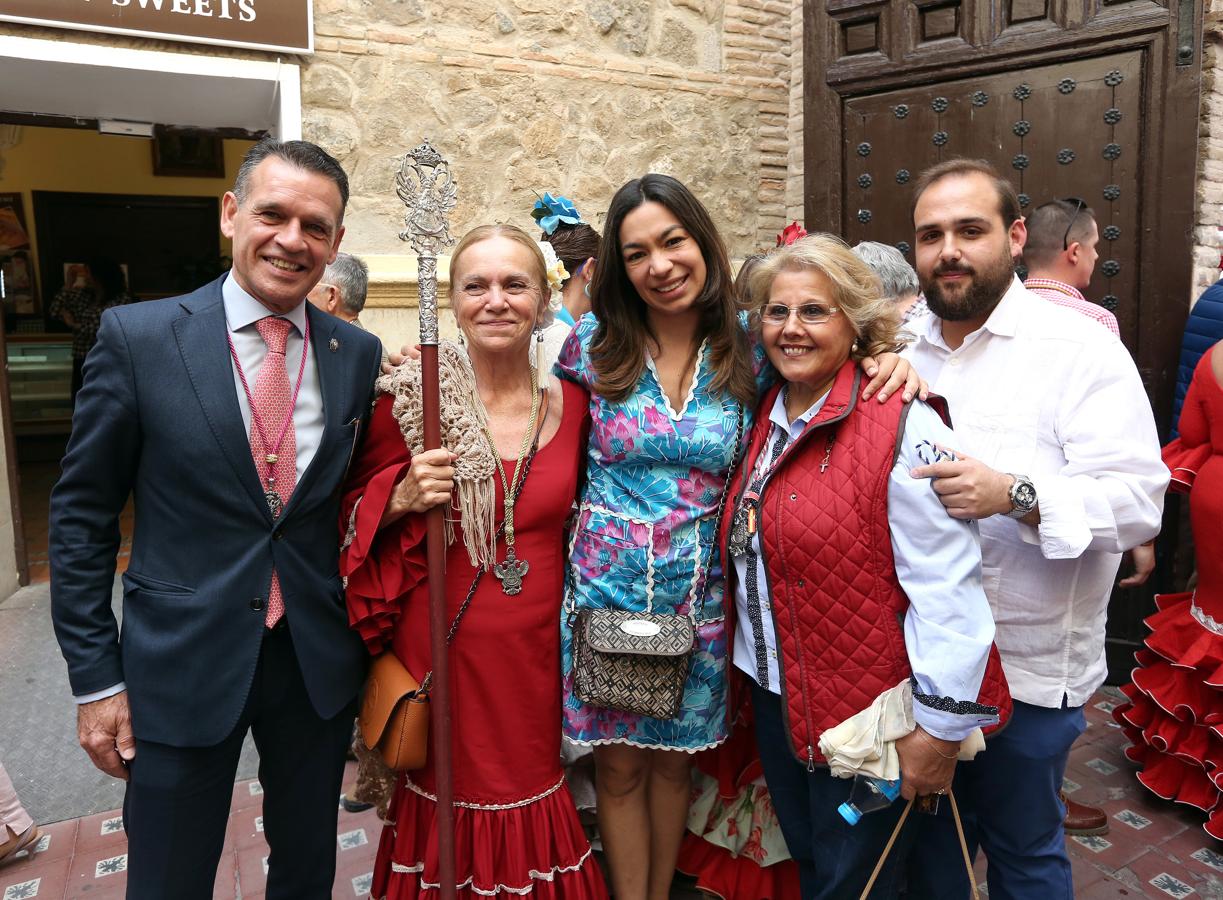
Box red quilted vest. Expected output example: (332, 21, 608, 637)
(719, 361, 1012, 767)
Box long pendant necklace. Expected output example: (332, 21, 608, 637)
(226, 316, 311, 516)
(728, 430, 786, 559)
(479, 366, 541, 596)
(727, 390, 836, 558)
(728, 389, 793, 559)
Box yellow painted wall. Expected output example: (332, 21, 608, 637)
(0, 126, 255, 302)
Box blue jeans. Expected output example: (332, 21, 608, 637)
(906, 698, 1085, 900)
(751, 681, 916, 899)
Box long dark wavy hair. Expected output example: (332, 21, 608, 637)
(589, 174, 756, 407)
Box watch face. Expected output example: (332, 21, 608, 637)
(1014, 481, 1037, 509)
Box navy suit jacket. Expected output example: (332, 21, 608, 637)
(50, 276, 384, 747)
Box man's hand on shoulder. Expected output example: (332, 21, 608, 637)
(910, 449, 1015, 521)
(381, 343, 422, 375)
(77, 691, 135, 780)
(858, 352, 929, 404)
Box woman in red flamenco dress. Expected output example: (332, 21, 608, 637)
(676, 700, 800, 899)
(340, 225, 607, 899)
(1115, 341, 1223, 838)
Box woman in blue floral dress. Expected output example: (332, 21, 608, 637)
(555, 176, 920, 900)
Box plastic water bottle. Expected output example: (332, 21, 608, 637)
(837, 774, 902, 825)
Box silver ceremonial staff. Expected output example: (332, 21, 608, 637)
(396, 139, 458, 900)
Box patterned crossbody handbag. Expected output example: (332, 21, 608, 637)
(571, 403, 745, 720)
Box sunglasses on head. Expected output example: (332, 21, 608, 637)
(1061, 197, 1086, 251)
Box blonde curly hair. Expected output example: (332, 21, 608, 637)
(747, 233, 903, 361)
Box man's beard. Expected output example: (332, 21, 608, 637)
(922, 252, 1014, 322)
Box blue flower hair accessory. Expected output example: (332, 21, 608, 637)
(532, 192, 585, 235)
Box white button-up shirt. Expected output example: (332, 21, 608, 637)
(905, 277, 1167, 708)
(223, 274, 324, 480)
(732, 388, 997, 741)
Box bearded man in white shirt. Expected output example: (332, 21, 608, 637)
(902, 158, 1167, 900)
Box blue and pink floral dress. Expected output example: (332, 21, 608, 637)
(556, 314, 766, 752)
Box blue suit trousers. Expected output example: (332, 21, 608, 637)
(906, 699, 1086, 900)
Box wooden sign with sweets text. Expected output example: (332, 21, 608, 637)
(0, 0, 313, 54)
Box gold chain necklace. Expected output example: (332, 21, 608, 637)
(479, 365, 541, 595)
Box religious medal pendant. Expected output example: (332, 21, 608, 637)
(728, 499, 758, 558)
(264, 470, 283, 517)
(728, 508, 749, 558)
(493, 545, 529, 596)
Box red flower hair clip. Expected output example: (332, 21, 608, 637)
(777, 221, 808, 247)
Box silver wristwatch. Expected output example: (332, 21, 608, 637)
(1006, 474, 1038, 519)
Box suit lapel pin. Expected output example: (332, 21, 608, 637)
(329, 338, 340, 352)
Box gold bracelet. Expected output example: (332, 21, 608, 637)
(917, 729, 959, 760)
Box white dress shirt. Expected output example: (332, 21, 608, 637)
(732, 387, 997, 741)
(75, 275, 324, 704)
(904, 277, 1167, 709)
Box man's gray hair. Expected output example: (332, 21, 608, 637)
(324, 253, 369, 317)
(852, 241, 920, 301)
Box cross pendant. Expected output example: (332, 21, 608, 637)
(493, 548, 529, 596)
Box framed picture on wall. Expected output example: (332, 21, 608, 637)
(0, 192, 37, 314)
(2, 250, 36, 315)
(0, 192, 31, 253)
(151, 126, 224, 178)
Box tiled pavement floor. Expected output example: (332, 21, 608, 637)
(3, 689, 1223, 899)
(0, 580, 260, 826)
(0, 763, 383, 900)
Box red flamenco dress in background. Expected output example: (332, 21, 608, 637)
(340, 381, 607, 899)
(676, 701, 800, 900)
(1115, 345, 1223, 838)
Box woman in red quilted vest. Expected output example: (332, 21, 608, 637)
(719, 233, 1010, 899)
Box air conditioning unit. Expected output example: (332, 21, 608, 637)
(98, 119, 154, 138)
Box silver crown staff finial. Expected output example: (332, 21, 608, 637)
(396, 140, 458, 345)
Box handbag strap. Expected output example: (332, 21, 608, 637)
(692, 401, 746, 620)
(419, 424, 542, 697)
(564, 399, 745, 624)
(858, 790, 978, 900)
(949, 790, 979, 898)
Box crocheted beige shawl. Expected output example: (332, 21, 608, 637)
(375, 340, 498, 570)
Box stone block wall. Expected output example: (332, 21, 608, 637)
(1, 3, 806, 355)
(305, 0, 795, 259)
(785, 0, 803, 225)
(1193, 1, 1223, 303)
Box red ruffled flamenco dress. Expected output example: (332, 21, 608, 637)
(340, 381, 607, 899)
(1114, 347, 1223, 838)
(676, 682, 800, 899)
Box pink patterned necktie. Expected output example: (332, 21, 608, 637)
(250, 316, 297, 628)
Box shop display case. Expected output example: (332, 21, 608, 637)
(6, 335, 73, 434)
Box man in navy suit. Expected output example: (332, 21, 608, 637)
(49, 139, 383, 899)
